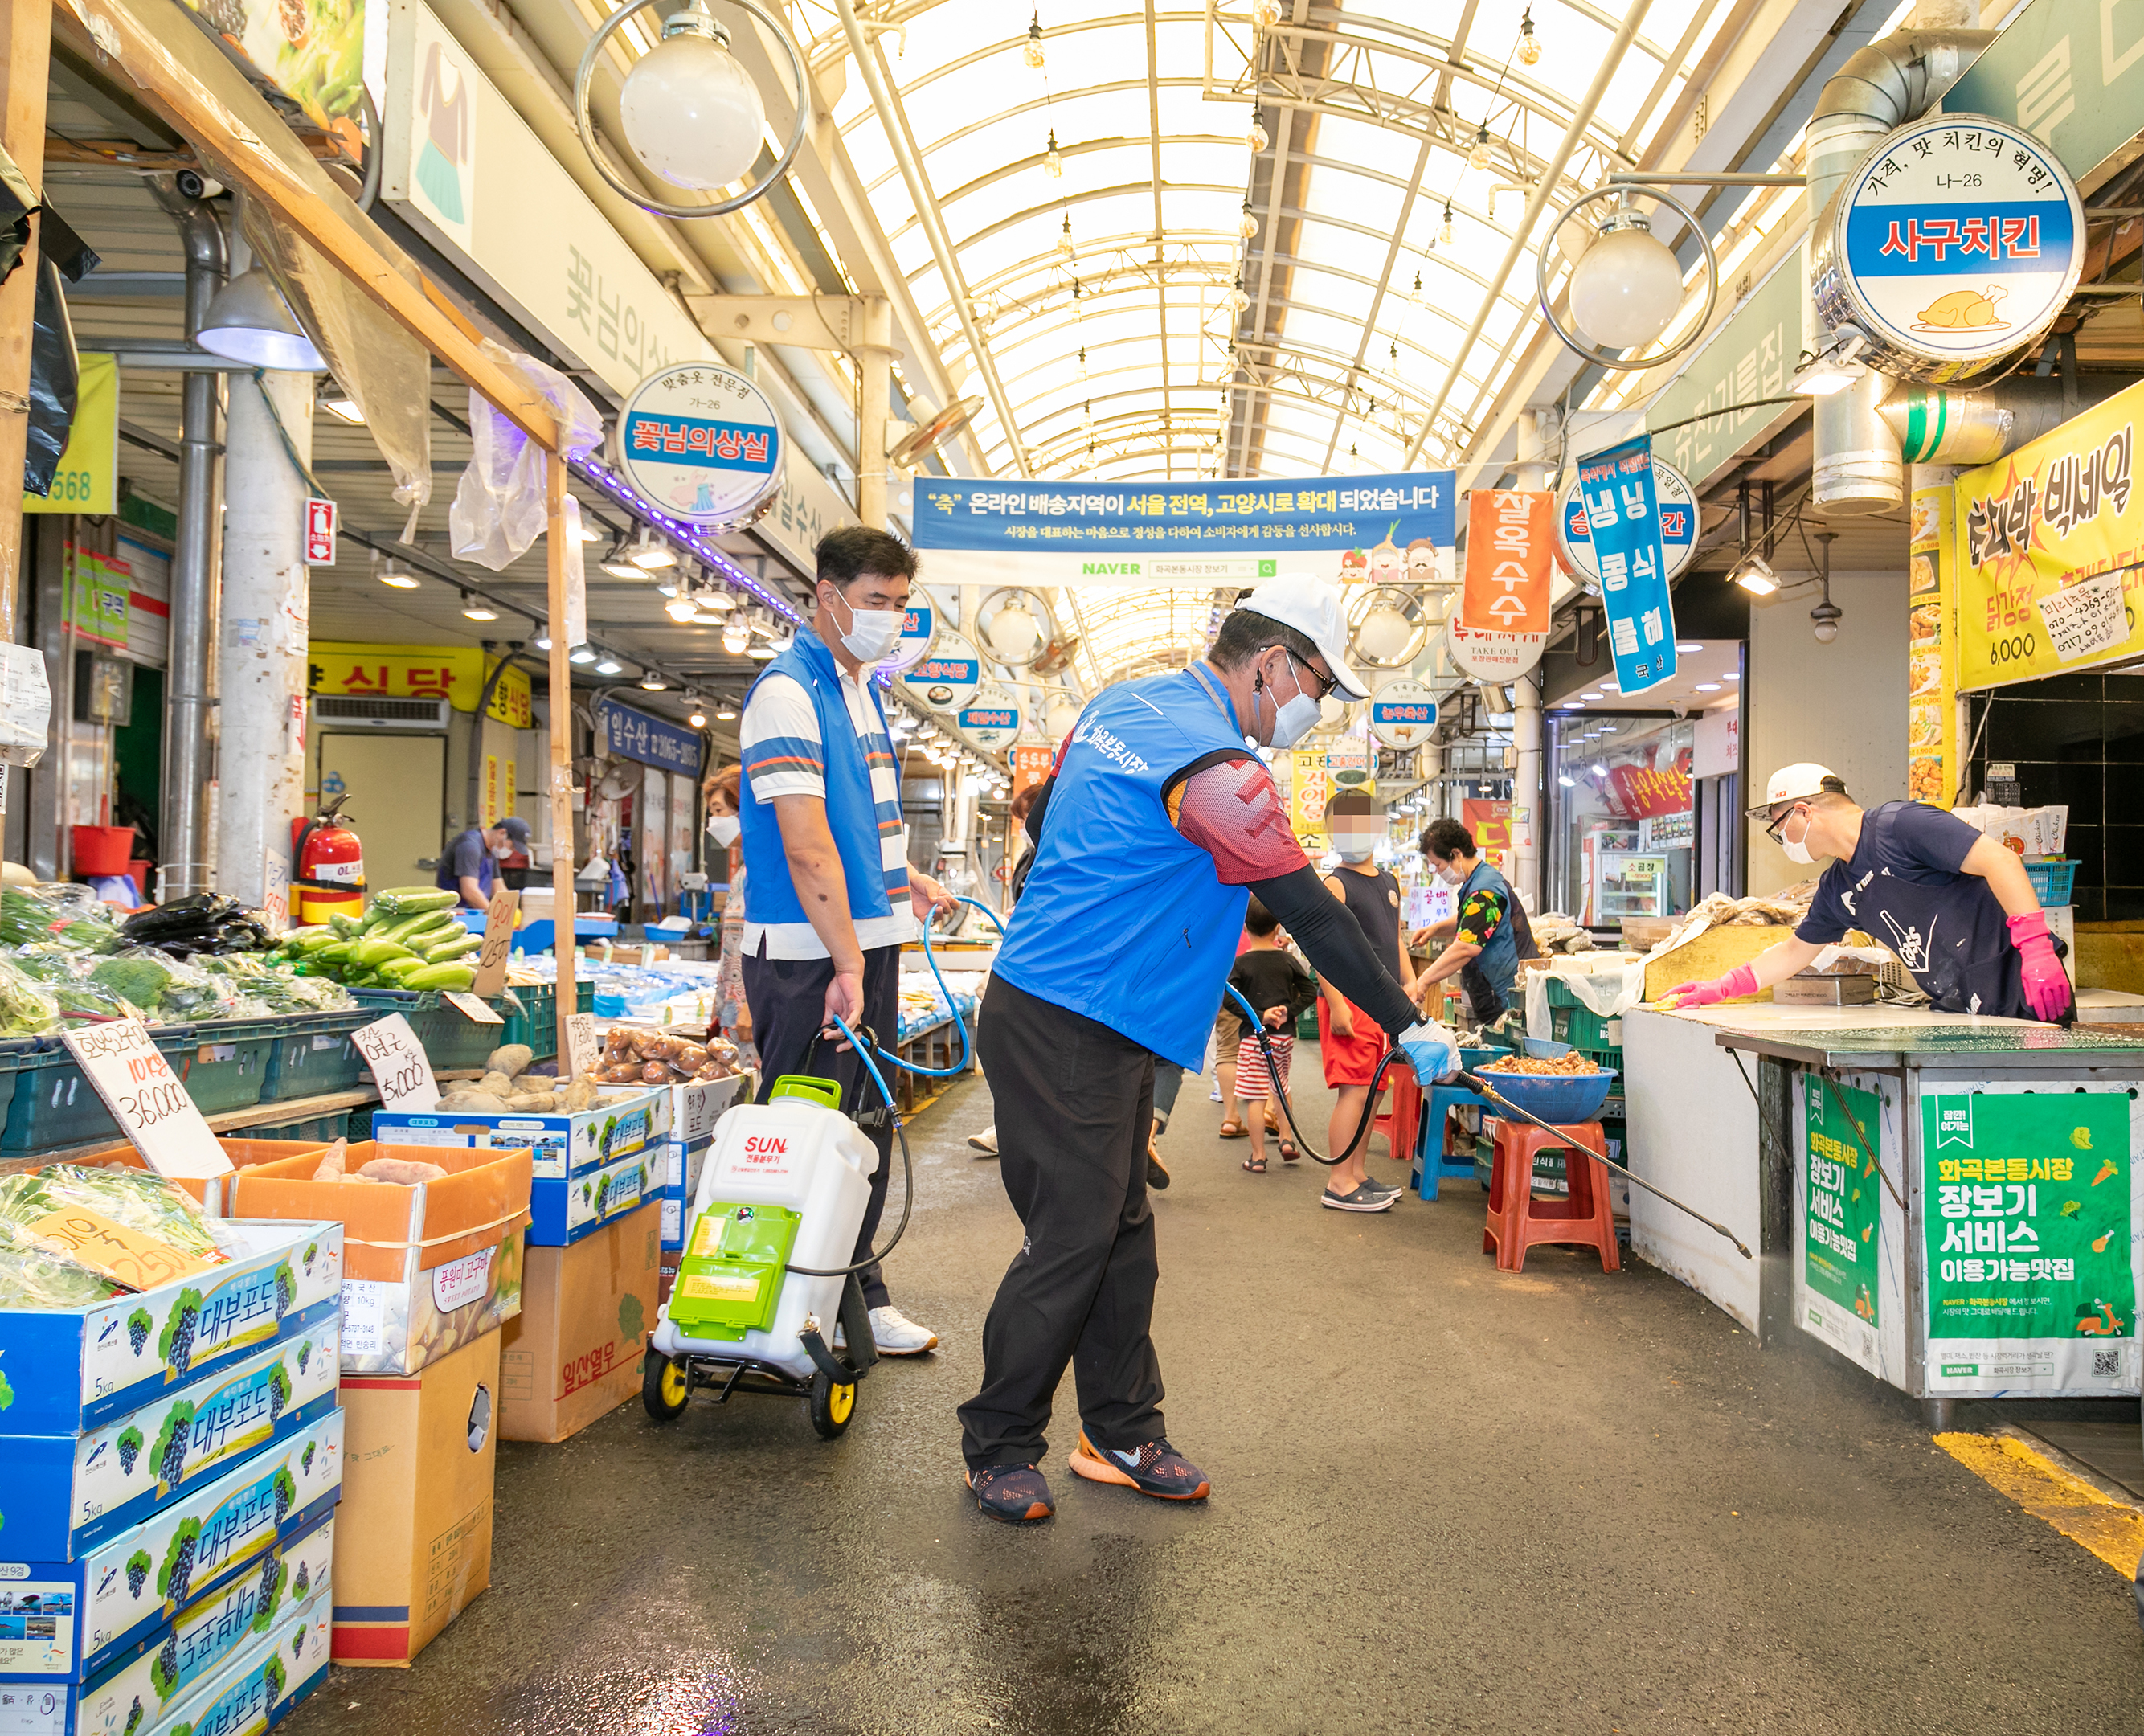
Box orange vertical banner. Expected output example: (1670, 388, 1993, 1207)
(1462, 490, 1554, 635)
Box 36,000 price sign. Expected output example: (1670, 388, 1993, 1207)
(61, 1019, 233, 1180)
(353, 1013, 440, 1112)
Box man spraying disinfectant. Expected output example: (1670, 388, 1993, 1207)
(1662, 764, 2073, 1022)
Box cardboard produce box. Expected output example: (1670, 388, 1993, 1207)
(0, 1221, 342, 1435)
(88, 1140, 337, 1211)
(529, 1147, 653, 1247)
(374, 1085, 669, 1181)
(228, 1144, 532, 1376)
(661, 1071, 749, 1146)
(332, 1329, 500, 1668)
(0, 1314, 340, 1561)
(501, 1202, 660, 1443)
(1, 1406, 342, 1681)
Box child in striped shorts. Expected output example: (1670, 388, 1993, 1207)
(1226, 898, 1316, 1174)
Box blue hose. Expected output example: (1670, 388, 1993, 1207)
(860, 894, 1005, 1078)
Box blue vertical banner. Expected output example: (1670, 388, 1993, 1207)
(1574, 436, 1679, 694)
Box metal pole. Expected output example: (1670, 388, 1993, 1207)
(856, 296, 892, 530)
(1606, 171, 1806, 186)
(152, 182, 227, 899)
(215, 369, 313, 907)
(546, 455, 577, 1066)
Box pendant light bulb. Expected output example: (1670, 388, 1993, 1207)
(1238, 199, 1259, 241)
(1519, 9, 1541, 66)
(618, 3, 767, 192)
(1044, 129, 1062, 178)
(1056, 214, 1075, 260)
(1467, 125, 1492, 172)
(1225, 272, 1250, 314)
(1024, 10, 1045, 69)
(1246, 106, 1269, 154)
(1440, 203, 1455, 246)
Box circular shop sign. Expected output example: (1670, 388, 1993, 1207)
(956, 685, 1022, 752)
(898, 638, 982, 714)
(1368, 677, 1439, 750)
(1816, 112, 2083, 384)
(1447, 620, 1546, 683)
(882, 599, 936, 676)
(614, 362, 784, 526)
(1556, 457, 1697, 585)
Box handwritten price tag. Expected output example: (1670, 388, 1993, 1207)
(354, 1013, 440, 1112)
(443, 991, 504, 1026)
(27, 1206, 223, 1291)
(471, 885, 518, 997)
(61, 1020, 233, 1180)
(563, 1013, 599, 1081)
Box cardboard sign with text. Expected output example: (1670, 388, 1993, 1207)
(354, 1013, 440, 1112)
(1463, 489, 1553, 635)
(563, 1013, 599, 1081)
(472, 885, 519, 997)
(29, 1206, 224, 1290)
(61, 1020, 233, 1179)
(444, 992, 504, 1026)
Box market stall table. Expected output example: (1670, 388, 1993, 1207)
(1623, 1001, 2144, 1426)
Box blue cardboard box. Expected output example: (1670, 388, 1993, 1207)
(0, 1223, 342, 1435)
(373, 1086, 667, 1180)
(0, 1407, 341, 1681)
(0, 1316, 339, 1561)
(528, 1149, 652, 1247)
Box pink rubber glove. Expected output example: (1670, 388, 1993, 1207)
(2008, 911, 2072, 1022)
(1662, 964, 1759, 1009)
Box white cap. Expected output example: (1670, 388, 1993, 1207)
(1236, 574, 1368, 698)
(1745, 762, 1846, 819)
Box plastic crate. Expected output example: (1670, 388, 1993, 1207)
(258, 1009, 374, 1102)
(166, 1019, 280, 1114)
(1, 1026, 210, 1152)
(1551, 1003, 1623, 1050)
(240, 1108, 350, 1142)
(350, 988, 509, 1071)
(2026, 859, 2078, 904)
(499, 981, 595, 1062)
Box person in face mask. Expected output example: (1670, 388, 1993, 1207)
(959, 575, 1460, 1525)
(1661, 764, 2072, 1022)
(702, 765, 755, 1062)
(737, 526, 958, 1362)
(434, 815, 530, 908)
(1311, 791, 1417, 1210)
(1409, 816, 1540, 1026)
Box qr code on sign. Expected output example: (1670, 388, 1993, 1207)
(2093, 1350, 2121, 1379)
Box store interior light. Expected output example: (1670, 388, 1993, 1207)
(696, 591, 737, 612)
(1592, 763, 1608, 777)
(987, 599, 1042, 661)
(617, 0, 767, 192)
(1675, 642, 1702, 653)
(1725, 669, 1741, 679)
(378, 564, 419, 591)
(575, 521, 605, 542)
(595, 657, 624, 675)
(460, 596, 499, 621)
(640, 669, 667, 690)
(1694, 682, 1723, 692)
(1557, 774, 1574, 787)
(195, 267, 325, 371)
(715, 702, 739, 720)
(1731, 553, 1780, 596)
(722, 622, 751, 656)
(534, 633, 552, 650)
(747, 644, 775, 661)
(1567, 207, 1683, 351)
(1788, 335, 1868, 397)
(570, 645, 599, 665)
(685, 695, 707, 727)
(319, 385, 363, 425)
(628, 529, 677, 570)
(599, 540, 641, 579)
(665, 596, 698, 623)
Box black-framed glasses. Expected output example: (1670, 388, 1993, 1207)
(1285, 649, 1340, 701)
(1763, 805, 1802, 845)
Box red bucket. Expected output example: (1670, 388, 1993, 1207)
(71, 825, 135, 877)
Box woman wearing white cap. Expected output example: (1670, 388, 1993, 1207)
(1660, 764, 2072, 1022)
(956, 575, 1460, 1524)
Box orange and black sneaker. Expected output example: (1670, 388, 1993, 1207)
(1067, 1431, 1210, 1501)
(967, 1462, 1054, 1523)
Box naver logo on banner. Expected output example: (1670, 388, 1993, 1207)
(1082, 563, 1142, 575)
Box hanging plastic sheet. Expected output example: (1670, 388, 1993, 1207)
(448, 342, 604, 570)
(23, 205, 99, 497)
(59, 0, 433, 511)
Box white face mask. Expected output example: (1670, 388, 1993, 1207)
(1330, 834, 1377, 862)
(824, 588, 904, 664)
(707, 813, 740, 847)
(1777, 805, 1816, 866)
(1436, 862, 1463, 886)
(1258, 651, 1323, 750)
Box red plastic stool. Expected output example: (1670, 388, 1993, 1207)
(1483, 1118, 1620, 1274)
(1371, 1064, 1421, 1163)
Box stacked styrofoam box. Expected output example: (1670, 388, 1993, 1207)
(656, 1073, 749, 1256)
(0, 1222, 346, 1734)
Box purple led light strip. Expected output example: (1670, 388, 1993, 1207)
(573, 457, 806, 626)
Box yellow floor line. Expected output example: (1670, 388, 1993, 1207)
(1936, 1431, 2144, 1581)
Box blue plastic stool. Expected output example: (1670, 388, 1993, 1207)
(1418, 1083, 1495, 1201)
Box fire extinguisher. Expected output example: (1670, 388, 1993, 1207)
(291, 794, 365, 925)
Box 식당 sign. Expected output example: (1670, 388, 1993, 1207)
(1815, 113, 2084, 384)
(901, 643, 983, 714)
(616, 363, 784, 528)
(1573, 435, 1679, 695)
(1461, 490, 1553, 635)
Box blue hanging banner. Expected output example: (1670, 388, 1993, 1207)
(601, 700, 704, 776)
(1573, 436, 1679, 694)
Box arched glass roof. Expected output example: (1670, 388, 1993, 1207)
(800, 0, 1735, 487)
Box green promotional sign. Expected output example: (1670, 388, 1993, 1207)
(1806, 1081, 1882, 1327)
(1923, 1092, 2134, 1342)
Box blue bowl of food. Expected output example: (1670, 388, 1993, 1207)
(1470, 1059, 1616, 1125)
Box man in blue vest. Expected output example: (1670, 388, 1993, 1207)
(958, 575, 1460, 1523)
(1410, 817, 1540, 1025)
(739, 526, 956, 1358)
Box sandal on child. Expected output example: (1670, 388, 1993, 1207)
(1279, 1138, 1299, 1163)
(1241, 1155, 1266, 1173)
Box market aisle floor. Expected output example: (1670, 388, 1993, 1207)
(298, 1058, 2144, 1735)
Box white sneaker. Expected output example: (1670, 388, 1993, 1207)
(968, 1125, 999, 1155)
(869, 1304, 939, 1356)
(1209, 1083, 1223, 1102)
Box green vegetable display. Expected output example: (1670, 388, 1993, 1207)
(0, 1215, 123, 1308)
(370, 887, 460, 918)
(0, 1165, 225, 1266)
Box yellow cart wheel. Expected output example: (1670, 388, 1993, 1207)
(643, 1349, 690, 1422)
(808, 1370, 856, 1439)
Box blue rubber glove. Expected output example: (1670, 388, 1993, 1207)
(1396, 1018, 1458, 1082)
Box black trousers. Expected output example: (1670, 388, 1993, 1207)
(959, 976, 1163, 1470)
(742, 941, 901, 1310)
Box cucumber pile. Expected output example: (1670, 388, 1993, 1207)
(269, 887, 483, 993)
